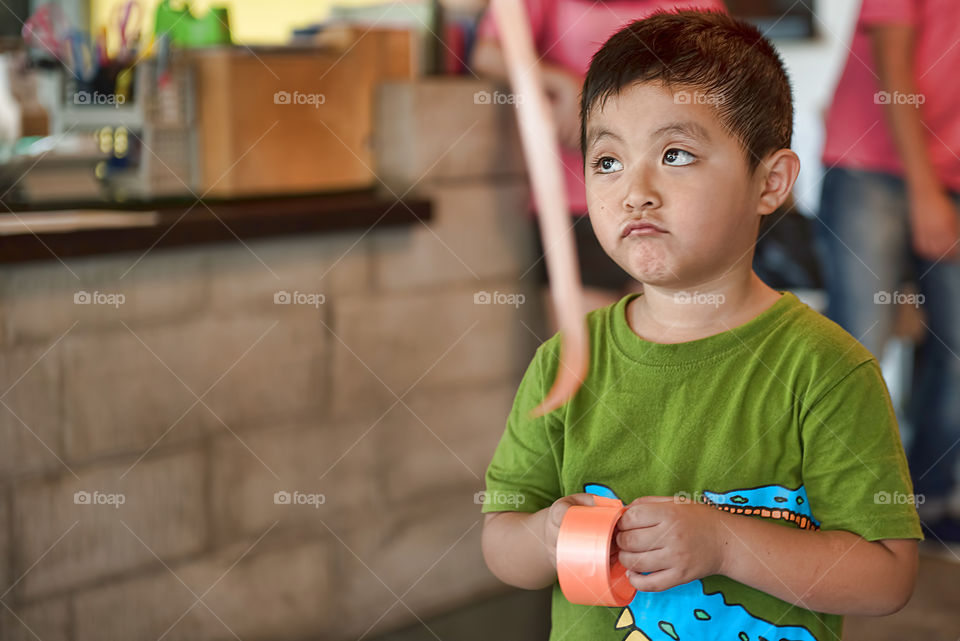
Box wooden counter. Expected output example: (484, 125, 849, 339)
(0, 188, 431, 263)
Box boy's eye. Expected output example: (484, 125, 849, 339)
(593, 157, 623, 174)
(664, 149, 696, 166)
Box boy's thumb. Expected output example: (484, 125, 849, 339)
(565, 493, 598, 507)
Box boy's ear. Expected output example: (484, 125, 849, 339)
(756, 149, 801, 215)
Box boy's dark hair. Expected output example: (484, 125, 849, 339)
(580, 10, 793, 173)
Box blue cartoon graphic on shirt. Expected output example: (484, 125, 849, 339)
(700, 485, 821, 532)
(584, 483, 820, 641)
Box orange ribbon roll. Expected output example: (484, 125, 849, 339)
(556, 496, 636, 606)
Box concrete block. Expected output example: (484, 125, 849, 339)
(334, 492, 497, 639)
(331, 284, 538, 418)
(379, 382, 516, 502)
(206, 232, 372, 313)
(74, 539, 331, 641)
(62, 309, 326, 461)
(0, 597, 69, 641)
(1, 248, 208, 345)
(13, 448, 205, 598)
(210, 417, 378, 545)
(372, 180, 535, 291)
(0, 345, 63, 478)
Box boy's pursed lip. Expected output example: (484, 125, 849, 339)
(621, 220, 667, 237)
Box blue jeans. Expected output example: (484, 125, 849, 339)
(816, 166, 960, 505)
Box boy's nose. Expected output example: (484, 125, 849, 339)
(621, 168, 662, 212)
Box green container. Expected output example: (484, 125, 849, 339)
(180, 6, 231, 47)
(154, 0, 190, 45)
(154, 1, 232, 48)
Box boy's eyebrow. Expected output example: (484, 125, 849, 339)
(587, 121, 713, 149)
(587, 127, 625, 147)
(652, 121, 712, 143)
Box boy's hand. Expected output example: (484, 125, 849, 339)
(542, 493, 597, 570)
(615, 495, 726, 592)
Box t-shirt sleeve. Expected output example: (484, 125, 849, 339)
(859, 0, 918, 27)
(481, 340, 564, 514)
(799, 359, 923, 541)
(475, 0, 549, 51)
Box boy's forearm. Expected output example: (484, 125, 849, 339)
(481, 509, 557, 590)
(715, 509, 914, 616)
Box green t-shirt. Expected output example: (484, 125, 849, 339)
(482, 291, 923, 641)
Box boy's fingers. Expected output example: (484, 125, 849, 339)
(619, 548, 669, 574)
(616, 526, 665, 556)
(617, 505, 662, 530)
(626, 567, 679, 593)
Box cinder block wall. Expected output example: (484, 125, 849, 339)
(0, 78, 546, 640)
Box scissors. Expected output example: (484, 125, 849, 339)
(108, 0, 143, 61)
(21, 4, 71, 59)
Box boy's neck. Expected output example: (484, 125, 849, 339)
(627, 270, 782, 345)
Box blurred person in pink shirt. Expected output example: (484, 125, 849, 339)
(817, 0, 960, 541)
(470, 0, 726, 325)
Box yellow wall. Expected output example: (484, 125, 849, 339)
(90, 0, 396, 46)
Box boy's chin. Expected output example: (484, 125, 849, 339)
(618, 259, 680, 288)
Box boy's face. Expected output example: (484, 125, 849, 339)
(583, 81, 766, 289)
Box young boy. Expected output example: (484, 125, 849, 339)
(480, 10, 922, 641)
